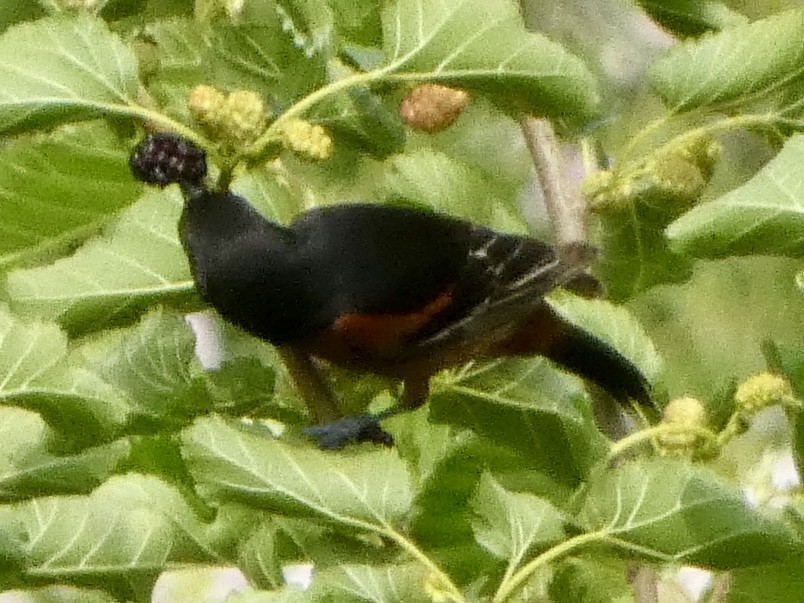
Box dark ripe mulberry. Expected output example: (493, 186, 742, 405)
(130, 133, 207, 187)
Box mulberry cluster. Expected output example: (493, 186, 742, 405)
(189, 85, 268, 148)
(282, 119, 333, 160)
(584, 133, 722, 213)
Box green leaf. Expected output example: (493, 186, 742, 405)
(667, 134, 804, 258)
(470, 473, 566, 561)
(308, 564, 429, 603)
(224, 586, 310, 603)
(381, 148, 526, 231)
(636, 0, 747, 37)
(0, 406, 129, 502)
(381, 0, 600, 125)
(93, 308, 201, 427)
(547, 292, 663, 383)
(430, 358, 608, 485)
(578, 458, 802, 569)
(0, 304, 130, 446)
(408, 431, 571, 584)
(0, 1, 45, 33)
(329, 0, 382, 46)
(182, 415, 413, 529)
(594, 203, 694, 301)
(0, 16, 139, 134)
(140, 19, 207, 123)
(11, 473, 222, 600)
(203, 20, 327, 106)
(729, 559, 804, 603)
(270, 0, 335, 55)
(650, 9, 804, 110)
(5, 188, 194, 334)
(0, 585, 119, 603)
(0, 122, 142, 268)
(550, 557, 634, 603)
(311, 86, 406, 160)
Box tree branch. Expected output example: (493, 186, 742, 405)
(520, 116, 588, 246)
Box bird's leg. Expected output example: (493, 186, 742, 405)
(279, 347, 341, 424)
(304, 376, 431, 450)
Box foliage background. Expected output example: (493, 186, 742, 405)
(0, 0, 803, 602)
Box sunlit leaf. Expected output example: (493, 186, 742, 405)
(667, 135, 804, 258)
(11, 473, 222, 600)
(0, 304, 130, 445)
(381, 0, 600, 125)
(0, 122, 141, 268)
(182, 415, 413, 529)
(550, 557, 633, 603)
(578, 458, 802, 569)
(431, 358, 608, 484)
(651, 9, 804, 110)
(5, 189, 194, 334)
(0, 16, 139, 133)
(470, 473, 566, 561)
(0, 407, 129, 502)
(308, 564, 429, 603)
(381, 148, 526, 231)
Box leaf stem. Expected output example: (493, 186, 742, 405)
(380, 523, 466, 603)
(493, 530, 608, 603)
(604, 423, 716, 464)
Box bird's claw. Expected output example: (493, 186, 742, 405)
(304, 414, 394, 449)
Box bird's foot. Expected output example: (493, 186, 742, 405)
(304, 414, 394, 450)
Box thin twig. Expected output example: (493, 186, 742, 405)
(520, 116, 588, 246)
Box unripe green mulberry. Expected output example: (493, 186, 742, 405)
(188, 85, 268, 148)
(189, 84, 226, 129)
(657, 396, 710, 456)
(585, 133, 722, 213)
(735, 372, 795, 414)
(220, 90, 268, 146)
(400, 84, 469, 133)
(282, 119, 333, 160)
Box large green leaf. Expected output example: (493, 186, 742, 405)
(470, 473, 566, 562)
(381, 148, 526, 231)
(203, 20, 327, 106)
(729, 559, 804, 603)
(381, 0, 600, 125)
(4, 188, 193, 334)
(9, 473, 224, 600)
(0, 122, 141, 268)
(667, 134, 804, 258)
(578, 458, 802, 569)
(549, 557, 633, 603)
(0, 16, 139, 133)
(307, 564, 429, 602)
(650, 9, 804, 110)
(430, 358, 607, 484)
(0, 304, 130, 446)
(182, 415, 413, 529)
(0, 407, 129, 502)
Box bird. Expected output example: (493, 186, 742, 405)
(130, 132, 652, 448)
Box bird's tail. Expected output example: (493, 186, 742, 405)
(544, 312, 653, 409)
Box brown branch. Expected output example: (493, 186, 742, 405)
(519, 116, 588, 246)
